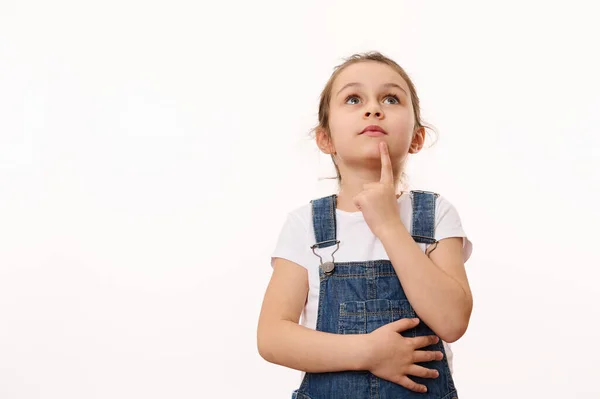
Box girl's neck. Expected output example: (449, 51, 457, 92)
(333, 161, 405, 212)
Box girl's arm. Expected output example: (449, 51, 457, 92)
(257, 257, 372, 372)
(351, 143, 472, 343)
(378, 227, 473, 343)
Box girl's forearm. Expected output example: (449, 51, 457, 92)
(258, 319, 371, 373)
(378, 223, 471, 342)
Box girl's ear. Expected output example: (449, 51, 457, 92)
(316, 127, 335, 154)
(409, 126, 426, 154)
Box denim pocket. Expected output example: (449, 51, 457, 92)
(337, 299, 416, 335)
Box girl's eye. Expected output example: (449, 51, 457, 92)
(345, 95, 361, 105)
(345, 94, 400, 105)
(383, 94, 400, 105)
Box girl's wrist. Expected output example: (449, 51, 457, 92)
(375, 219, 405, 242)
(354, 333, 376, 371)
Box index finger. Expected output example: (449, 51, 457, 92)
(379, 141, 394, 184)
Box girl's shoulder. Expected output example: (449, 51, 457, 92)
(284, 201, 313, 231)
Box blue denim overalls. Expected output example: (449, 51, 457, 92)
(291, 191, 458, 399)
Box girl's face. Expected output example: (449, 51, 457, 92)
(319, 61, 423, 172)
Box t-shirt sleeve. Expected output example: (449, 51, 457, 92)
(434, 195, 473, 263)
(270, 212, 313, 270)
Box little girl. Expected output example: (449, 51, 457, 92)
(257, 52, 473, 399)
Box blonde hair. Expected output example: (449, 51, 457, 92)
(312, 51, 437, 185)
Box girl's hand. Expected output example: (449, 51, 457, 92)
(365, 318, 443, 393)
(353, 142, 403, 238)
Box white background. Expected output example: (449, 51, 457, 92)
(1, 1, 599, 398)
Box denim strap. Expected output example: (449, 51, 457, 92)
(310, 191, 437, 247)
(410, 190, 438, 245)
(310, 195, 338, 249)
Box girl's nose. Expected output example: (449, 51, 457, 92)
(364, 110, 383, 119)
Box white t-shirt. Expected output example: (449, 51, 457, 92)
(271, 191, 473, 375)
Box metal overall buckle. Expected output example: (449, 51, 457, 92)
(310, 239, 340, 276)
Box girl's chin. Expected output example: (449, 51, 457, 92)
(363, 143, 391, 157)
